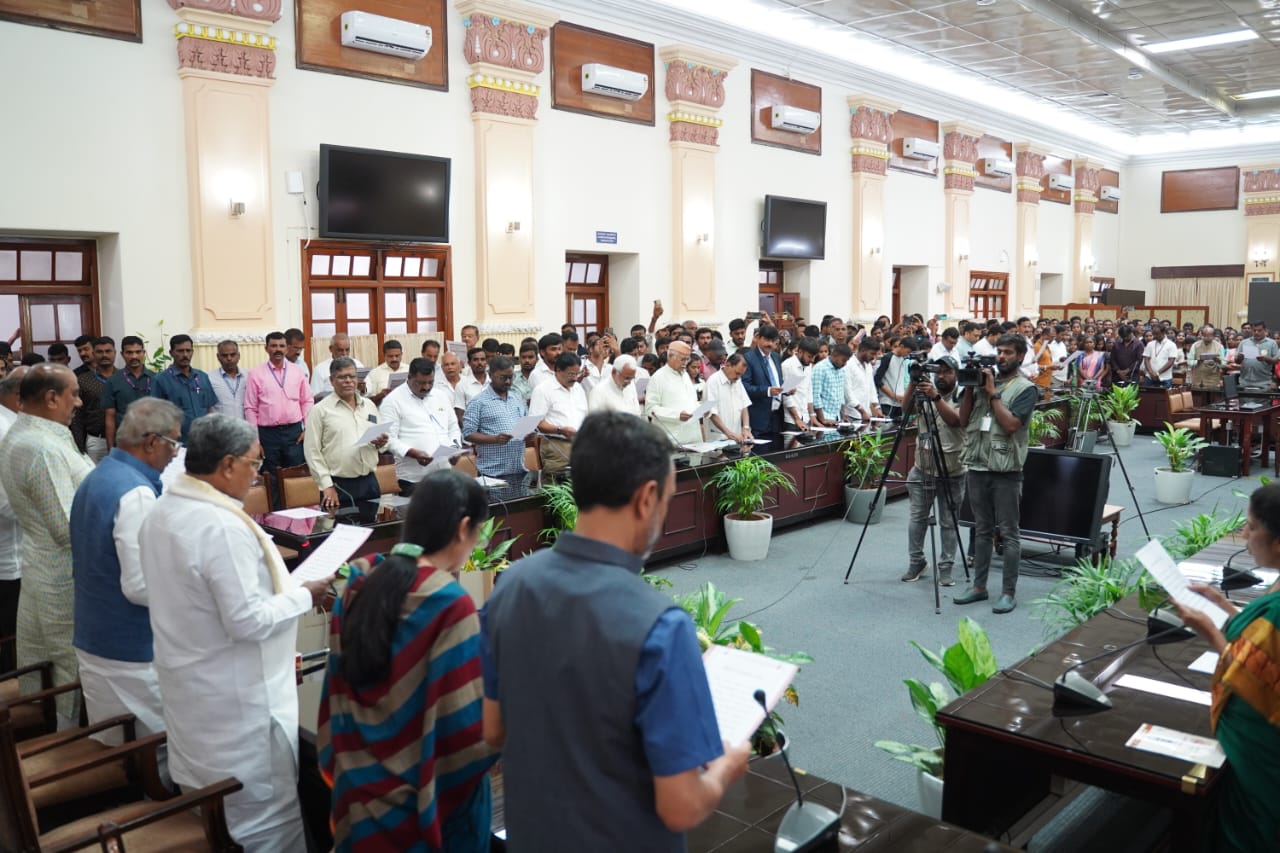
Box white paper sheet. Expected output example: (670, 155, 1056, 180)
(1240, 340, 1260, 359)
(272, 507, 327, 520)
(290, 524, 373, 585)
(635, 377, 649, 397)
(369, 494, 411, 508)
(355, 420, 394, 447)
(688, 398, 717, 421)
(1135, 540, 1231, 629)
(702, 645, 798, 747)
(475, 475, 508, 488)
(781, 374, 805, 394)
(1115, 674, 1212, 706)
(743, 439, 771, 445)
(387, 372, 408, 390)
(1188, 651, 1220, 675)
(507, 414, 544, 443)
(1125, 723, 1226, 768)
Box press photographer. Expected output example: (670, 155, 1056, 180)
(954, 334, 1038, 615)
(899, 357, 966, 587)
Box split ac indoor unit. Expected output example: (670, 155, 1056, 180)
(1100, 185, 1121, 201)
(982, 158, 1014, 177)
(580, 63, 649, 100)
(1048, 173, 1075, 191)
(902, 137, 939, 160)
(340, 11, 432, 61)
(770, 104, 821, 134)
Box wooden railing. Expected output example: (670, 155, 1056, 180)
(1040, 304, 1211, 329)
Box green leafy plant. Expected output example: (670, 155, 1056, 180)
(874, 617, 997, 778)
(1099, 382, 1140, 425)
(840, 430, 900, 490)
(1153, 422, 1208, 473)
(460, 517, 518, 573)
(679, 582, 813, 754)
(1028, 407, 1064, 446)
(704, 455, 796, 520)
(538, 481, 578, 544)
(1164, 506, 1246, 560)
(133, 320, 172, 373)
(1031, 556, 1153, 637)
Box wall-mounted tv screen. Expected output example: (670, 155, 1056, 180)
(958, 448, 1111, 545)
(318, 144, 450, 243)
(762, 195, 826, 260)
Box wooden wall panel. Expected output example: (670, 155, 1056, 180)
(750, 69, 822, 155)
(551, 22, 655, 126)
(0, 0, 140, 41)
(1040, 155, 1072, 205)
(1151, 264, 1245, 279)
(889, 111, 939, 177)
(974, 134, 1012, 193)
(1096, 168, 1120, 214)
(1161, 166, 1240, 213)
(295, 0, 448, 91)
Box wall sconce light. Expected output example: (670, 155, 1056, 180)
(1027, 257, 1039, 268)
(1238, 308, 1249, 321)
(229, 200, 246, 218)
(869, 246, 881, 255)
(958, 253, 969, 262)
(506, 221, 521, 233)
(696, 233, 710, 244)
(1253, 248, 1272, 268)
(1082, 254, 1096, 271)
(936, 281, 952, 293)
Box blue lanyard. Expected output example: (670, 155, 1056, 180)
(168, 366, 201, 396)
(221, 371, 242, 397)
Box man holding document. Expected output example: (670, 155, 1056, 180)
(481, 412, 750, 851)
(380, 358, 461, 496)
(304, 357, 389, 511)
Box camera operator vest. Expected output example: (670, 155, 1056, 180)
(915, 389, 966, 478)
(961, 373, 1034, 474)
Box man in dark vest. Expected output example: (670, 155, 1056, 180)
(481, 411, 750, 851)
(69, 397, 183, 773)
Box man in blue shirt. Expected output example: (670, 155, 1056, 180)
(481, 412, 749, 851)
(462, 355, 527, 481)
(151, 334, 217, 439)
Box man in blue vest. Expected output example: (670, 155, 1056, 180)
(70, 397, 183, 765)
(481, 412, 750, 851)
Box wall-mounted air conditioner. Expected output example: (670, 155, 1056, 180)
(902, 137, 939, 160)
(1100, 185, 1121, 201)
(581, 63, 649, 100)
(340, 11, 432, 61)
(982, 158, 1014, 177)
(1048, 173, 1075, 192)
(769, 104, 821, 134)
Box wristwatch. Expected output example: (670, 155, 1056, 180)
(991, 393, 1003, 402)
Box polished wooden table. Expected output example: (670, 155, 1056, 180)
(1194, 400, 1280, 476)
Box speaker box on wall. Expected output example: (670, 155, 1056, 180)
(1201, 445, 1241, 478)
(1248, 281, 1280, 332)
(1102, 288, 1146, 306)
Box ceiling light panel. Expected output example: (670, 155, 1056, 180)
(1143, 29, 1259, 53)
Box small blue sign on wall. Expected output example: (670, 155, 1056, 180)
(595, 231, 618, 245)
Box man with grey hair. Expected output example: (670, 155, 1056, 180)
(70, 398, 183, 764)
(0, 366, 27, 672)
(304, 356, 388, 511)
(644, 341, 703, 445)
(589, 353, 641, 415)
(309, 332, 365, 398)
(0, 364, 93, 719)
(140, 414, 331, 851)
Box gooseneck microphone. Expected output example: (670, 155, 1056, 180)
(752, 689, 842, 853)
(754, 690, 802, 805)
(1053, 622, 1192, 710)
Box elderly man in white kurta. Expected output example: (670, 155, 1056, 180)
(0, 364, 93, 720)
(139, 414, 331, 852)
(588, 354, 642, 416)
(643, 341, 704, 445)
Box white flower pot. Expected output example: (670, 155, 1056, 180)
(1108, 420, 1137, 447)
(845, 486, 885, 524)
(1153, 467, 1195, 505)
(917, 768, 944, 819)
(724, 513, 774, 561)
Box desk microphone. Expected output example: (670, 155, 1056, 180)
(752, 690, 841, 853)
(1221, 546, 1262, 592)
(1053, 622, 1192, 711)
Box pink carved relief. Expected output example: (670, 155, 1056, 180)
(670, 121, 718, 145)
(1247, 202, 1280, 217)
(167, 0, 282, 23)
(664, 63, 726, 109)
(944, 173, 975, 192)
(1244, 169, 1280, 193)
(1076, 167, 1100, 194)
(1074, 199, 1096, 214)
(470, 87, 538, 119)
(462, 16, 547, 73)
(943, 132, 979, 163)
(1017, 188, 1041, 204)
(1016, 151, 1045, 181)
(851, 154, 887, 176)
(177, 38, 276, 77)
(849, 107, 892, 144)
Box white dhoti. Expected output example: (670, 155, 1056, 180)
(75, 649, 168, 783)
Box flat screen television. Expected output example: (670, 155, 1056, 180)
(958, 448, 1111, 545)
(318, 144, 450, 243)
(762, 195, 826, 260)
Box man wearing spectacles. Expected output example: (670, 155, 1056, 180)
(643, 341, 702, 446)
(304, 357, 388, 511)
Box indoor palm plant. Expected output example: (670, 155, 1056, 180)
(1100, 382, 1141, 446)
(840, 430, 899, 524)
(1028, 407, 1064, 448)
(1152, 422, 1207, 504)
(538, 480, 578, 544)
(457, 517, 519, 604)
(874, 617, 997, 818)
(704, 455, 796, 561)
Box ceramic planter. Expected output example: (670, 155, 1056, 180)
(917, 767, 944, 819)
(845, 486, 884, 524)
(1108, 420, 1137, 447)
(724, 513, 773, 561)
(1153, 467, 1194, 504)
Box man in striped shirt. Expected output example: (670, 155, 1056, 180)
(810, 344, 851, 426)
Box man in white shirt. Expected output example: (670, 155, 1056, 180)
(439, 351, 466, 417)
(139, 414, 331, 852)
(876, 336, 912, 419)
(781, 337, 817, 430)
(310, 333, 365, 397)
(844, 337, 883, 422)
(704, 354, 752, 443)
(0, 367, 26, 673)
(1142, 324, 1179, 388)
(1048, 325, 1071, 388)
(1017, 317, 1043, 380)
(644, 341, 704, 446)
(380, 358, 462, 495)
(364, 339, 404, 404)
(954, 321, 982, 363)
(972, 325, 1000, 358)
(589, 354, 641, 416)
(459, 347, 490, 408)
(529, 352, 589, 478)
(927, 327, 960, 362)
(284, 328, 311, 384)
(212, 340, 246, 419)
(530, 333, 563, 389)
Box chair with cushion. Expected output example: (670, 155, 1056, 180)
(275, 465, 320, 510)
(1, 659, 77, 742)
(240, 475, 271, 516)
(374, 464, 398, 496)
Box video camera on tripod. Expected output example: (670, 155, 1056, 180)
(957, 354, 997, 387)
(905, 351, 941, 385)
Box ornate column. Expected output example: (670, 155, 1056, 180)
(457, 0, 559, 327)
(847, 94, 897, 319)
(941, 123, 981, 318)
(170, 0, 280, 330)
(1244, 165, 1280, 279)
(1013, 143, 1049, 318)
(1070, 159, 1103, 304)
(659, 45, 736, 319)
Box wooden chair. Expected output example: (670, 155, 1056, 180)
(374, 464, 399, 496)
(0, 706, 243, 852)
(454, 455, 479, 477)
(19, 715, 164, 819)
(275, 465, 320, 510)
(241, 475, 271, 516)
(0, 660, 76, 742)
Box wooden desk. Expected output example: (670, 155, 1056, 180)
(1195, 401, 1280, 476)
(936, 593, 1218, 850)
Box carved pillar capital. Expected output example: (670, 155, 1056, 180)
(847, 95, 896, 177)
(171, 5, 278, 80)
(1243, 166, 1280, 216)
(1014, 146, 1047, 205)
(1072, 160, 1101, 214)
(659, 45, 735, 147)
(942, 129, 980, 192)
(457, 0, 558, 118)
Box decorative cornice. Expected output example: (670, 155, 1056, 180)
(167, 0, 281, 23)
(177, 38, 276, 77)
(1016, 150, 1047, 180)
(1013, 141, 1053, 158)
(461, 15, 549, 73)
(455, 0, 559, 30)
(943, 131, 980, 163)
(190, 332, 270, 344)
(667, 110, 721, 127)
(657, 43, 737, 73)
(470, 87, 538, 118)
(174, 21, 277, 50)
(477, 322, 543, 334)
(1245, 195, 1280, 217)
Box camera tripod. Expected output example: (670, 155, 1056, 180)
(1066, 382, 1151, 540)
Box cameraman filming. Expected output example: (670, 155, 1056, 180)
(955, 334, 1038, 614)
(900, 357, 966, 586)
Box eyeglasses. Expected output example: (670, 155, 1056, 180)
(238, 455, 264, 472)
(148, 433, 182, 451)
(332, 374, 359, 382)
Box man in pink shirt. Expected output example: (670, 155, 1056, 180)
(244, 331, 313, 479)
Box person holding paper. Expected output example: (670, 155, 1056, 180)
(529, 351, 589, 479)
(139, 414, 332, 851)
(742, 324, 787, 443)
(704, 353, 752, 443)
(1142, 324, 1179, 388)
(588, 353, 642, 416)
(1189, 325, 1226, 391)
(1235, 320, 1278, 392)
(363, 338, 404, 404)
(645, 341, 704, 446)
(843, 338, 883, 423)
(463, 355, 528, 482)
(781, 336, 817, 431)
(381, 358, 462, 496)
(319, 470, 497, 852)
(1173, 483, 1280, 853)
(304, 357, 389, 511)
(481, 412, 750, 850)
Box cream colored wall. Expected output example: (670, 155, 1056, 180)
(1093, 208, 1120, 280)
(1036, 199, 1074, 293)
(969, 187, 1016, 277)
(883, 170, 945, 318)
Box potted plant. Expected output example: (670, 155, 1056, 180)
(1152, 422, 1207, 504)
(538, 480, 578, 544)
(840, 430, 900, 524)
(1100, 383, 1141, 447)
(874, 617, 997, 818)
(457, 517, 519, 605)
(704, 455, 796, 561)
(1028, 407, 1064, 448)
(679, 582, 813, 755)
